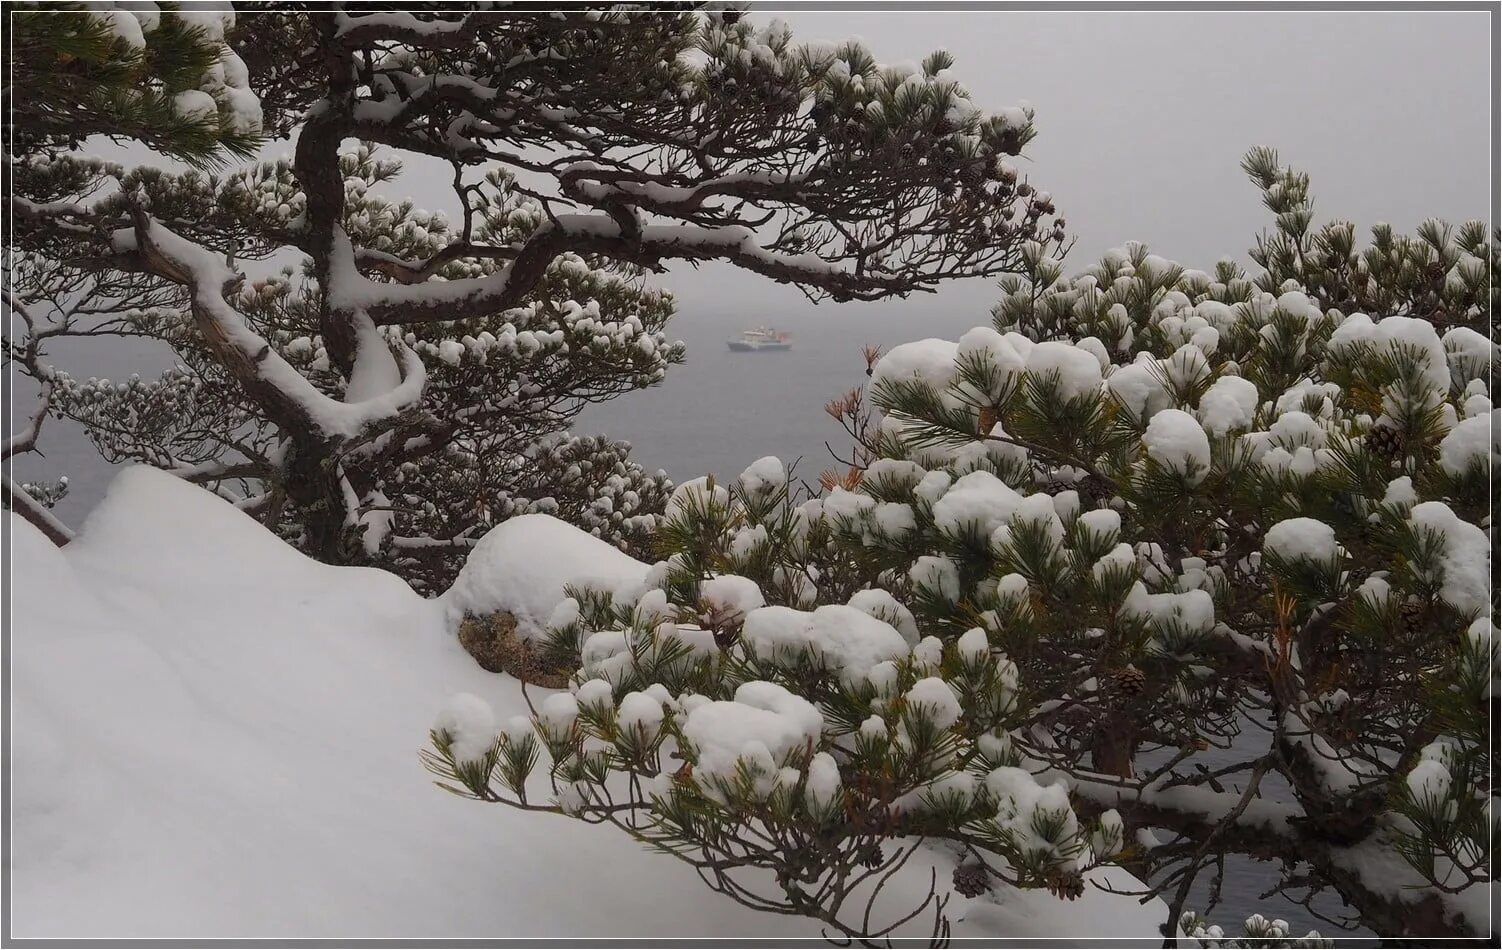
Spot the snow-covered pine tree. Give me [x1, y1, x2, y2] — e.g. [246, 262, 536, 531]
[16, 146, 682, 589]
[427, 150, 1496, 942]
[10, 7, 1063, 587]
[5, 3, 262, 545]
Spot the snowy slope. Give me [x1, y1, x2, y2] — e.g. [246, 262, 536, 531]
[8, 467, 1169, 940]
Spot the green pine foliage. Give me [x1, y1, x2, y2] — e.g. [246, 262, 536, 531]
[430, 149, 1495, 942]
[8, 4, 261, 165]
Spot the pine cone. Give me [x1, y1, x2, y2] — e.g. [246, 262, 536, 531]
[1044, 869, 1086, 901]
[1365, 422, 1404, 460]
[859, 843, 884, 869]
[952, 862, 991, 898]
[1111, 664, 1147, 698]
[1399, 599, 1426, 636]
[977, 405, 999, 436]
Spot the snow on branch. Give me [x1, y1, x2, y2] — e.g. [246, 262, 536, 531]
[1053, 765, 1301, 845]
[2, 476, 74, 547]
[306, 10, 1062, 330]
[330, 213, 922, 327]
[332, 10, 480, 45]
[117, 215, 426, 440]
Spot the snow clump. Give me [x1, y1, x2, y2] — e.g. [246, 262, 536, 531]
[1142, 409, 1212, 484]
[1264, 517, 1341, 564]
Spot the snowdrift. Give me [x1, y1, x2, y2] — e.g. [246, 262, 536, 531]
[8, 467, 1168, 940]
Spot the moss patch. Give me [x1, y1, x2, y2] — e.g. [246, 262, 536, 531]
[456, 610, 572, 688]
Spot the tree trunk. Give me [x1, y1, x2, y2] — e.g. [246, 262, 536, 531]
[282, 439, 354, 563]
[1091, 708, 1137, 779]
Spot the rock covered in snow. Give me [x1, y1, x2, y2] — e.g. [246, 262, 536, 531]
[442, 513, 649, 637]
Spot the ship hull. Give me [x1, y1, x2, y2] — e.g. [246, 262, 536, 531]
[728, 340, 793, 352]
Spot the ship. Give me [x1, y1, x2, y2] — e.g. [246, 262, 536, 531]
[727, 326, 793, 352]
